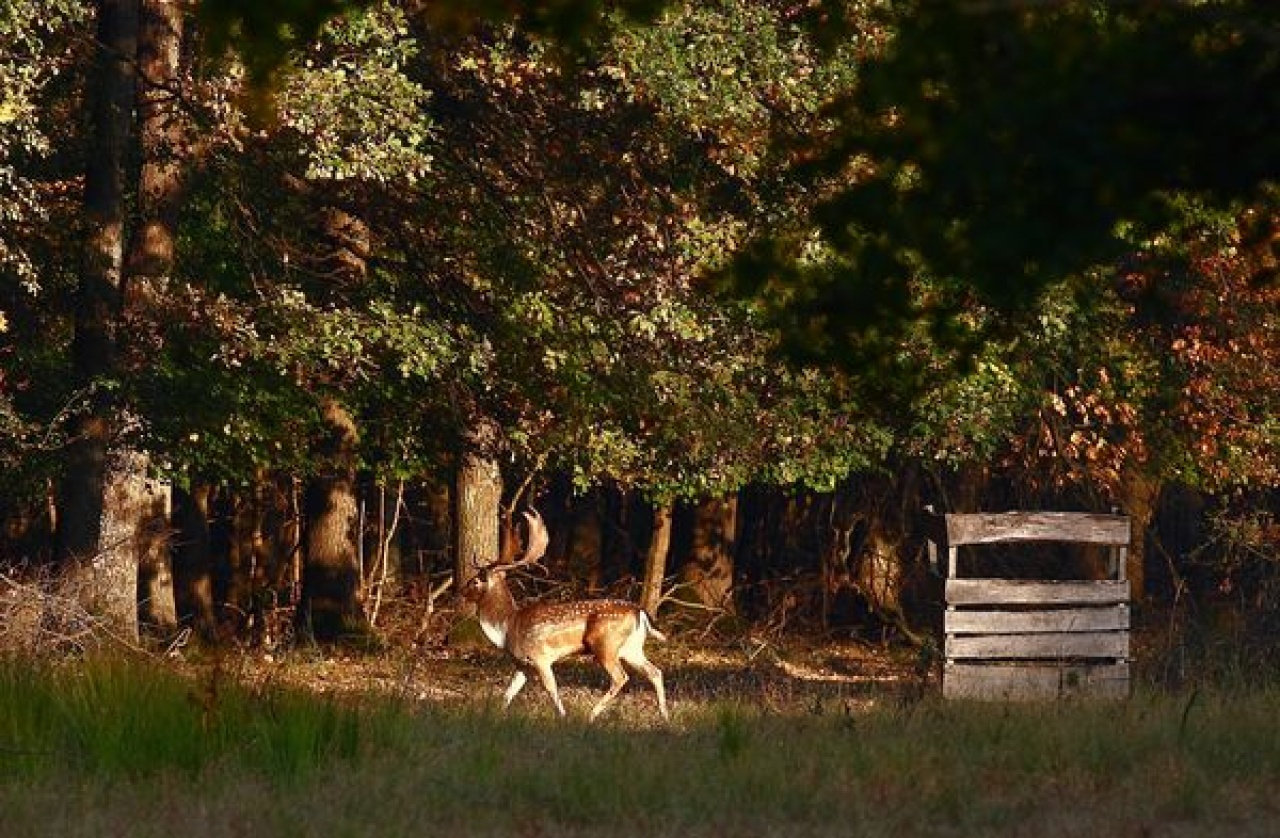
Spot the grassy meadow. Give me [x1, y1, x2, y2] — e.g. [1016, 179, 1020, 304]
[2, 651, 1279, 838]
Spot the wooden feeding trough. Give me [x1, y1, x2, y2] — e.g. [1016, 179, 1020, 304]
[924, 510, 1132, 700]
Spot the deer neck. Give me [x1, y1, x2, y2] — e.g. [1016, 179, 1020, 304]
[475, 579, 519, 650]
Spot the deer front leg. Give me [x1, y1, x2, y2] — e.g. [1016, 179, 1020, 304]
[534, 661, 567, 717]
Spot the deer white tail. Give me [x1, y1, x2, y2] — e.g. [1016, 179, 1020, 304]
[640, 610, 667, 643]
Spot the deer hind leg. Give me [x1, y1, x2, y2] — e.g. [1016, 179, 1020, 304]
[589, 657, 629, 722]
[618, 621, 669, 720]
[584, 615, 632, 722]
[624, 652, 668, 720]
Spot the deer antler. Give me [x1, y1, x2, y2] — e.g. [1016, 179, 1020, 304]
[513, 508, 549, 568]
[485, 509, 549, 573]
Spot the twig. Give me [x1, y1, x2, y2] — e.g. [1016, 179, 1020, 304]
[369, 480, 405, 628]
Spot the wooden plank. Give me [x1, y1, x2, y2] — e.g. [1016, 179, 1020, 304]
[945, 606, 1128, 635]
[921, 511, 951, 552]
[946, 631, 1129, 660]
[944, 662, 1130, 700]
[946, 579, 1129, 606]
[1113, 545, 1128, 582]
[931, 512, 1130, 548]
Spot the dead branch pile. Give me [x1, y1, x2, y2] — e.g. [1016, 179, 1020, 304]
[0, 569, 116, 656]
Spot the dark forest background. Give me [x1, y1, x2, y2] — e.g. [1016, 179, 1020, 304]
[1, 0, 1276, 667]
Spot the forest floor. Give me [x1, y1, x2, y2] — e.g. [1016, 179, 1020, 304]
[178, 598, 1195, 714]
[213, 607, 927, 719]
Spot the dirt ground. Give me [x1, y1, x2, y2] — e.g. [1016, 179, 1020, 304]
[201, 601, 927, 718]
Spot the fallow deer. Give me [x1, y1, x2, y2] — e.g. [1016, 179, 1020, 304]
[460, 509, 669, 721]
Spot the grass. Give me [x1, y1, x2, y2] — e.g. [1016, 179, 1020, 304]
[0, 657, 402, 783]
[2, 655, 1279, 837]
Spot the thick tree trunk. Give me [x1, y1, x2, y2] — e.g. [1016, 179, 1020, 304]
[454, 417, 502, 585]
[131, 463, 175, 633]
[852, 469, 926, 645]
[126, 0, 185, 295]
[1118, 466, 1161, 602]
[288, 189, 374, 642]
[680, 494, 738, 613]
[254, 475, 302, 602]
[56, 0, 139, 641]
[80, 449, 152, 642]
[123, 0, 189, 635]
[854, 526, 920, 643]
[298, 400, 370, 642]
[127, 457, 174, 634]
[171, 483, 217, 640]
[640, 502, 673, 616]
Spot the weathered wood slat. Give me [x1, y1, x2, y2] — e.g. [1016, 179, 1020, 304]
[926, 509, 1133, 700]
[946, 631, 1129, 660]
[946, 579, 1130, 606]
[943, 662, 1130, 700]
[925, 511, 1130, 548]
[945, 606, 1129, 635]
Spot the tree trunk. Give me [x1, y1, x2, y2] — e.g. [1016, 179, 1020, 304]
[855, 526, 918, 641]
[287, 188, 374, 643]
[640, 502, 673, 616]
[1118, 466, 1161, 602]
[80, 448, 153, 643]
[852, 469, 926, 645]
[414, 478, 451, 577]
[125, 0, 188, 635]
[680, 494, 738, 613]
[56, 0, 139, 641]
[454, 417, 502, 585]
[565, 490, 603, 590]
[129, 458, 174, 634]
[210, 486, 257, 634]
[298, 400, 370, 642]
[126, 0, 186, 296]
[171, 483, 217, 640]
[821, 494, 857, 632]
